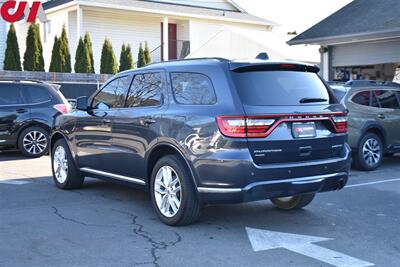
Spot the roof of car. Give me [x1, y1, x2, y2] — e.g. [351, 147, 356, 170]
[118, 58, 320, 75]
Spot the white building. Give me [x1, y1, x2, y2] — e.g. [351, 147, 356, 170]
[10, 0, 283, 73]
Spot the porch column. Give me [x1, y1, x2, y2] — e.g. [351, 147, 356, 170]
[162, 17, 169, 61]
[77, 6, 83, 41]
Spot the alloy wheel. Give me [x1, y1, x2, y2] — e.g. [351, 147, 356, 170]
[154, 166, 182, 218]
[362, 138, 381, 166]
[23, 131, 47, 155]
[53, 146, 68, 184]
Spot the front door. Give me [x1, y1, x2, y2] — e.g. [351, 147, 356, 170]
[161, 23, 177, 60]
[75, 75, 132, 173]
[0, 84, 29, 147]
[112, 71, 167, 180]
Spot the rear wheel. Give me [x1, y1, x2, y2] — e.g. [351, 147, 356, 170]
[271, 194, 315, 210]
[150, 155, 202, 226]
[18, 127, 49, 158]
[51, 139, 84, 189]
[354, 133, 382, 171]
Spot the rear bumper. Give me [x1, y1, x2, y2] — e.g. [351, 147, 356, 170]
[194, 144, 351, 204]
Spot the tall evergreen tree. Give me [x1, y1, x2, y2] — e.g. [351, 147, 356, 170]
[4, 24, 22, 71]
[74, 37, 92, 73]
[137, 42, 146, 68]
[100, 38, 118, 74]
[144, 41, 151, 65]
[49, 36, 62, 72]
[23, 23, 44, 71]
[119, 43, 133, 72]
[84, 32, 95, 73]
[59, 25, 71, 72]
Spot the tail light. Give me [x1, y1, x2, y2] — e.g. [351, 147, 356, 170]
[216, 116, 275, 138]
[332, 115, 348, 133]
[53, 104, 71, 114]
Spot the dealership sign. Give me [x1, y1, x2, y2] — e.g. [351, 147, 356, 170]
[0, 0, 47, 23]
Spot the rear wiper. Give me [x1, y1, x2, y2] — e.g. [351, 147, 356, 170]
[299, 97, 328, 103]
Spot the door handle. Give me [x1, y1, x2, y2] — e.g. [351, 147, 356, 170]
[102, 119, 111, 124]
[143, 118, 156, 125]
[16, 108, 28, 114]
[377, 114, 385, 119]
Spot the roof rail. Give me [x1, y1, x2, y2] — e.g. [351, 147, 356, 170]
[146, 57, 230, 66]
[0, 79, 46, 84]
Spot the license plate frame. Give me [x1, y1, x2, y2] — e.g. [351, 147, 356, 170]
[292, 122, 316, 138]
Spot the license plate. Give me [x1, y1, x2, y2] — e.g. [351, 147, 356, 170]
[292, 122, 316, 138]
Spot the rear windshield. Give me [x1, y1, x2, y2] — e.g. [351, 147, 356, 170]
[232, 71, 332, 106]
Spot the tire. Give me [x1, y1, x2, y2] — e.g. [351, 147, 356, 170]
[354, 133, 383, 171]
[51, 139, 84, 189]
[271, 194, 315, 210]
[18, 127, 49, 158]
[150, 155, 202, 226]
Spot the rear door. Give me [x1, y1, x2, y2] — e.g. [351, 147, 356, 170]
[230, 66, 347, 165]
[0, 84, 29, 147]
[372, 89, 400, 147]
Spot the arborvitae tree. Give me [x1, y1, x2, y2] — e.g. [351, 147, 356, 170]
[59, 25, 71, 73]
[119, 43, 133, 72]
[74, 37, 92, 73]
[4, 24, 22, 71]
[100, 38, 118, 74]
[49, 36, 62, 72]
[84, 32, 95, 73]
[23, 23, 44, 71]
[137, 42, 146, 68]
[144, 41, 151, 65]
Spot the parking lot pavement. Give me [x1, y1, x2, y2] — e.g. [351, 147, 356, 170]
[1, 152, 399, 267]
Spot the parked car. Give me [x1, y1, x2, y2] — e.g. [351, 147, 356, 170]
[50, 58, 351, 225]
[0, 80, 71, 158]
[331, 82, 400, 171]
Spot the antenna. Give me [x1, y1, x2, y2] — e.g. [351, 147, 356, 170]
[256, 52, 269, 60]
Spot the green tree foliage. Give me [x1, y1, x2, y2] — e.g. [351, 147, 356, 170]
[74, 37, 92, 73]
[49, 36, 61, 72]
[59, 25, 71, 72]
[144, 41, 151, 65]
[137, 42, 146, 68]
[23, 23, 44, 71]
[119, 43, 133, 72]
[84, 32, 95, 73]
[4, 24, 22, 71]
[100, 38, 118, 74]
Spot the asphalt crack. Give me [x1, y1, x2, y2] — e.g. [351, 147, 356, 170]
[113, 209, 182, 267]
[52, 206, 112, 228]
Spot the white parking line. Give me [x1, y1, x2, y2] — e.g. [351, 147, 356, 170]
[346, 178, 400, 188]
[0, 180, 31, 185]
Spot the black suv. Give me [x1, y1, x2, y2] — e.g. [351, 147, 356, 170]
[50, 58, 351, 225]
[0, 81, 71, 157]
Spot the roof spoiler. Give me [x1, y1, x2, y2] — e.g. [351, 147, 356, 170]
[256, 52, 269, 60]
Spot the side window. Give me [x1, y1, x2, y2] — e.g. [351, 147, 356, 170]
[171, 72, 217, 105]
[351, 91, 370, 106]
[92, 76, 131, 109]
[0, 85, 25, 105]
[126, 73, 162, 108]
[28, 86, 52, 103]
[374, 90, 400, 109]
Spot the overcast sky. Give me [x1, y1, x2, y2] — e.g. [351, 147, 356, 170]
[234, 0, 352, 38]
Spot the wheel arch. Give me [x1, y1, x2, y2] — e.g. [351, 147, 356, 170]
[50, 131, 79, 168]
[146, 142, 198, 190]
[359, 122, 387, 150]
[16, 121, 51, 149]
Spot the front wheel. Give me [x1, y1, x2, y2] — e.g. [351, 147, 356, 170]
[51, 139, 84, 189]
[150, 155, 202, 226]
[271, 194, 315, 210]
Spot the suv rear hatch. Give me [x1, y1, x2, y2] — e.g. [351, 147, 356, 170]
[219, 62, 347, 165]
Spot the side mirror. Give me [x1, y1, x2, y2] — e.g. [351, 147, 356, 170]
[76, 96, 89, 111]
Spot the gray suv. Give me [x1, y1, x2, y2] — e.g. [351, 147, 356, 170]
[331, 82, 400, 171]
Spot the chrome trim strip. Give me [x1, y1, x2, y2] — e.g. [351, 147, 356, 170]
[80, 167, 146, 185]
[197, 172, 347, 193]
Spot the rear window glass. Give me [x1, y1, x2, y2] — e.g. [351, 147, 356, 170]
[232, 71, 331, 106]
[171, 72, 217, 105]
[374, 90, 400, 109]
[352, 91, 370, 106]
[28, 86, 52, 103]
